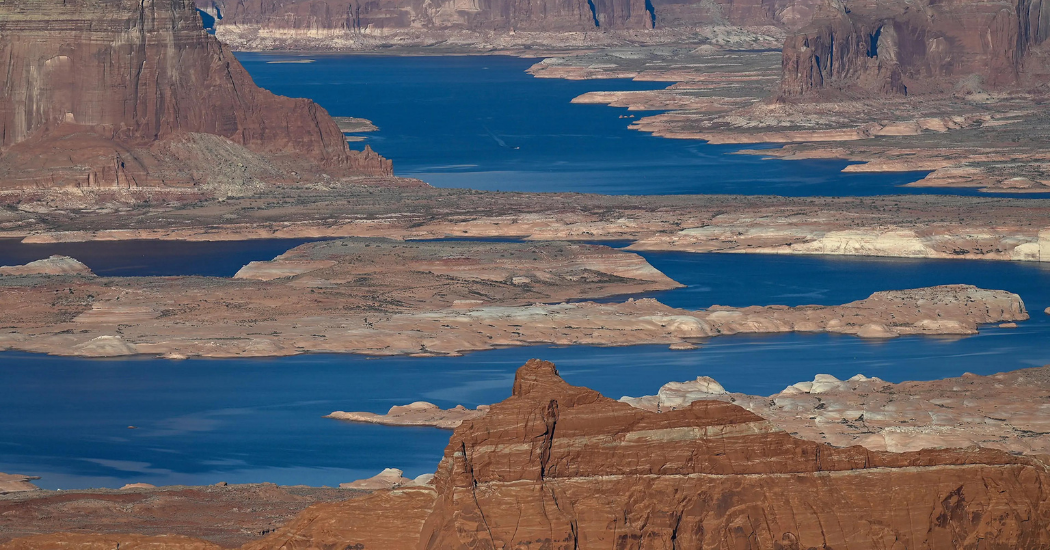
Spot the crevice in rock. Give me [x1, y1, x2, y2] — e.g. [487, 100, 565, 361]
[586, 0, 600, 27]
[645, 0, 656, 28]
[868, 26, 883, 57]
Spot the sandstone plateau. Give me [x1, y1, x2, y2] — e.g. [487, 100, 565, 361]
[533, 47, 1050, 192]
[781, 0, 1050, 97]
[623, 366, 1050, 456]
[18, 360, 1050, 548]
[0, 474, 39, 495]
[0, 0, 391, 192]
[327, 402, 490, 428]
[4, 185, 1050, 264]
[0, 236, 1028, 357]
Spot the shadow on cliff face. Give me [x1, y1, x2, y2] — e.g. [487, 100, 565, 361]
[780, 0, 1050, 97]
[0, 0, 393, 193]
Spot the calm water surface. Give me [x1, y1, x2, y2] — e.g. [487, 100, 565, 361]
[3, 55, 1049, 489]
[0, 238, 323, 277]
[234, 53, 947, 196]
[2, 252, 1047, 489]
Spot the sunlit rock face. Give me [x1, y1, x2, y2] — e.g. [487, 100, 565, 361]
[781, 0, 1050, 96]
[0, 0, 390, 190]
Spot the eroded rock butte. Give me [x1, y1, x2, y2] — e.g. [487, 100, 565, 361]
[17, 360, 1050, 548]
[0, 0, 391, 191]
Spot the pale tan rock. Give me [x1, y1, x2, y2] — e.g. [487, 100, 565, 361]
[339, 468, 415, 490]
[625, 366, 1050, 456]
[233, 260, 336, 280]
[0, 256, 93, 276]
[0, 473, 40, 494]
[326, 402, 489, 429]
[120, 483, 157, 490]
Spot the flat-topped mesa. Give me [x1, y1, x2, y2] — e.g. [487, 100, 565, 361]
[780, 0, 1050, 96]
[0, 0, 391, 190]
[326, 402, 489, 429]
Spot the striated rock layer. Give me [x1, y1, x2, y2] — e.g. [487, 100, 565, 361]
[200, 0, 810, 51]
[6, 360, 1050, 548]
[0, 245, 1027, 359]
[0, 0, 390, 190]
[418, 360, 1050, 548]
[624, 366, 1050, 456]
[781, 0, 1050, 96]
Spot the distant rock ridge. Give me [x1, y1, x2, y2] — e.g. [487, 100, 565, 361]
[197, 0, 820, 51]
[0, 0, 392, 190]
[780, 0, 1050, 96]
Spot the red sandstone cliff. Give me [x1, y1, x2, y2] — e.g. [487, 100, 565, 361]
[781, 0, 1050, 96]
[0, 0, 391, 190]
[4, 359, 1050, 548]
[235, 359, 1050, 549]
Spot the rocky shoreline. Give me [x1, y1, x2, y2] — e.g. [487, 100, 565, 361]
[531, 48, 1050, 193]
[4, 187, 1050, 264]
[7, 360, 1050, 548]
[0, 236, 1027, 358]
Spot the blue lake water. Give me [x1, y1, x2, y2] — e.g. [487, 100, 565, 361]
[233, 53, 952, 197]
[3, 54, 1050, 490]
[2, 250, 1048, 489]
[0, 238, 323, 277]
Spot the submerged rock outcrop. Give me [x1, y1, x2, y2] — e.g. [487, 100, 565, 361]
[0, 0, 391, 190]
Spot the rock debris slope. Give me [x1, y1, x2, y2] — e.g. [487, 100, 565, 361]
[0, 0, 390, 191]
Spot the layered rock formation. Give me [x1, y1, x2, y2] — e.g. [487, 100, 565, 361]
[199, 0, 814, 50]
[0, 0, 390, 191]
[0, 242, 1027, 360]
[0, 256, 93, 277]
[7, 360, 1050, 548]
[417, 360, 1050, 547]
[624, 366, 1050, 455]
[339, 468, 433, 489]
[326, 402, 489, 428]
[780, 0, 1050, 96]
[0, 473, 39, 494]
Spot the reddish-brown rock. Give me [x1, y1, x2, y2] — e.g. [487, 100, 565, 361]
[418, 359, 1050, 548]
[0, 0, 391, 190]
[781, 0, 1050, 96]
[4, 360, 1050, 549]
